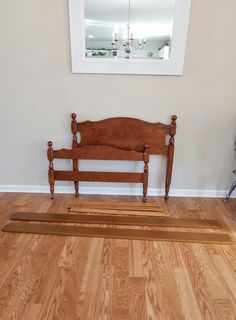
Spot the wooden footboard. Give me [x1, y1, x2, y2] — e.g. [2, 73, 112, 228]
[47, 142, 150, 202]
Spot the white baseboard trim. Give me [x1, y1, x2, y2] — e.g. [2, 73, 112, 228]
[0, 184, 234, 198]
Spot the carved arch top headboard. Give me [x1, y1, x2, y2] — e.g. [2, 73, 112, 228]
[71, 114, 177, 155]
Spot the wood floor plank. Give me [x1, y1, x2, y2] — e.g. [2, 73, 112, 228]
[3, 222, 234, 244]
[25, 237, 67, 306]
[150, 242, 185, 319]
[10, 212, 222, 229]
[111, 247, 131, 320]
[179, 243, 219, 319]
[75, 239, 105, 320]
[55, 269, 77, 320]
[100, 238, 114, 266]
[141, 241, 166, 319]
[128, 277, 148, 320]
[91, 265, 114, 320]
[0, 234, 29, 284]
[52, 239, 93, 320]
[129, 241, 144, 277]
[21, 304, 42, 320]
[191, 245, 229, 300]
[0, 234, 65, 320]
[211, 255, 236, 302]
[175, 267, 203, 320]
[37, 266, 70, 320]
[213, 299, 236, 320]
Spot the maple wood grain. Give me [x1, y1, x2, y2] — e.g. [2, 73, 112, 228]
[3, 223, 233, 244]
[10, 212, 222, 229]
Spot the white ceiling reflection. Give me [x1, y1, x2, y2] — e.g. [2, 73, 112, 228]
[84, 0, 176, 41]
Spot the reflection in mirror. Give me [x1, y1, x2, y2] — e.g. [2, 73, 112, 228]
[84, 0, 176, 60]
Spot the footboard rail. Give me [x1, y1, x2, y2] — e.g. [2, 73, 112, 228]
[47, 142, 150, 202]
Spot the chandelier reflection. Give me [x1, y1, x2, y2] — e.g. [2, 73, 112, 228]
[111, 0, 147, 59]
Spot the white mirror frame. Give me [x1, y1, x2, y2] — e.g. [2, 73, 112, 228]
[69, 0, 191, 75]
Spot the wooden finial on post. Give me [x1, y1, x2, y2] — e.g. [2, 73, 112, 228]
[71, 113, 78, 147]
[71, 113, 79, 196]
[165, 115, 177, 200]
[143, 144, 150, 203]
[47, 141, 55, 199]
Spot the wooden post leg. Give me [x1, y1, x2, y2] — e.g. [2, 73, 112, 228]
[74, 179, 79, 197]
[49, 171, 55, 199]
[165, 115, 177, 200]
[165, 144, 174, 200]
[143, 144, 150, 203]
[71, 113, 79, 197]
[143, 181, 148, 203]
[47, 141, 55, 199]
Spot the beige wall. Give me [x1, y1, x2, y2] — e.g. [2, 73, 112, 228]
[0, 0, 235, 194]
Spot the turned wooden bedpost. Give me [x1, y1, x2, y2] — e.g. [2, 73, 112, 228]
[143, 144, 150, 203]
[47, 141, 55, 199]
[71, 113, 79, 196]
[165, 115, 177, 200]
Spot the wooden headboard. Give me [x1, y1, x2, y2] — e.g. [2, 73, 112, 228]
[71, 115, 177, 155]
[71, 114, 177, 199]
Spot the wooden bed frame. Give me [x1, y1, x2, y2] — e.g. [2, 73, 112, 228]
[47, 113, 177, 201]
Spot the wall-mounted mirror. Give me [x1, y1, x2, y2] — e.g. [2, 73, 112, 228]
[69, 0, 191, 75]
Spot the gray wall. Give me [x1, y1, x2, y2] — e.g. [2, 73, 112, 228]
[0, 0, 235, 194]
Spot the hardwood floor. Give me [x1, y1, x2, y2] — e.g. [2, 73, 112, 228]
[0, 193, 236, 320]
